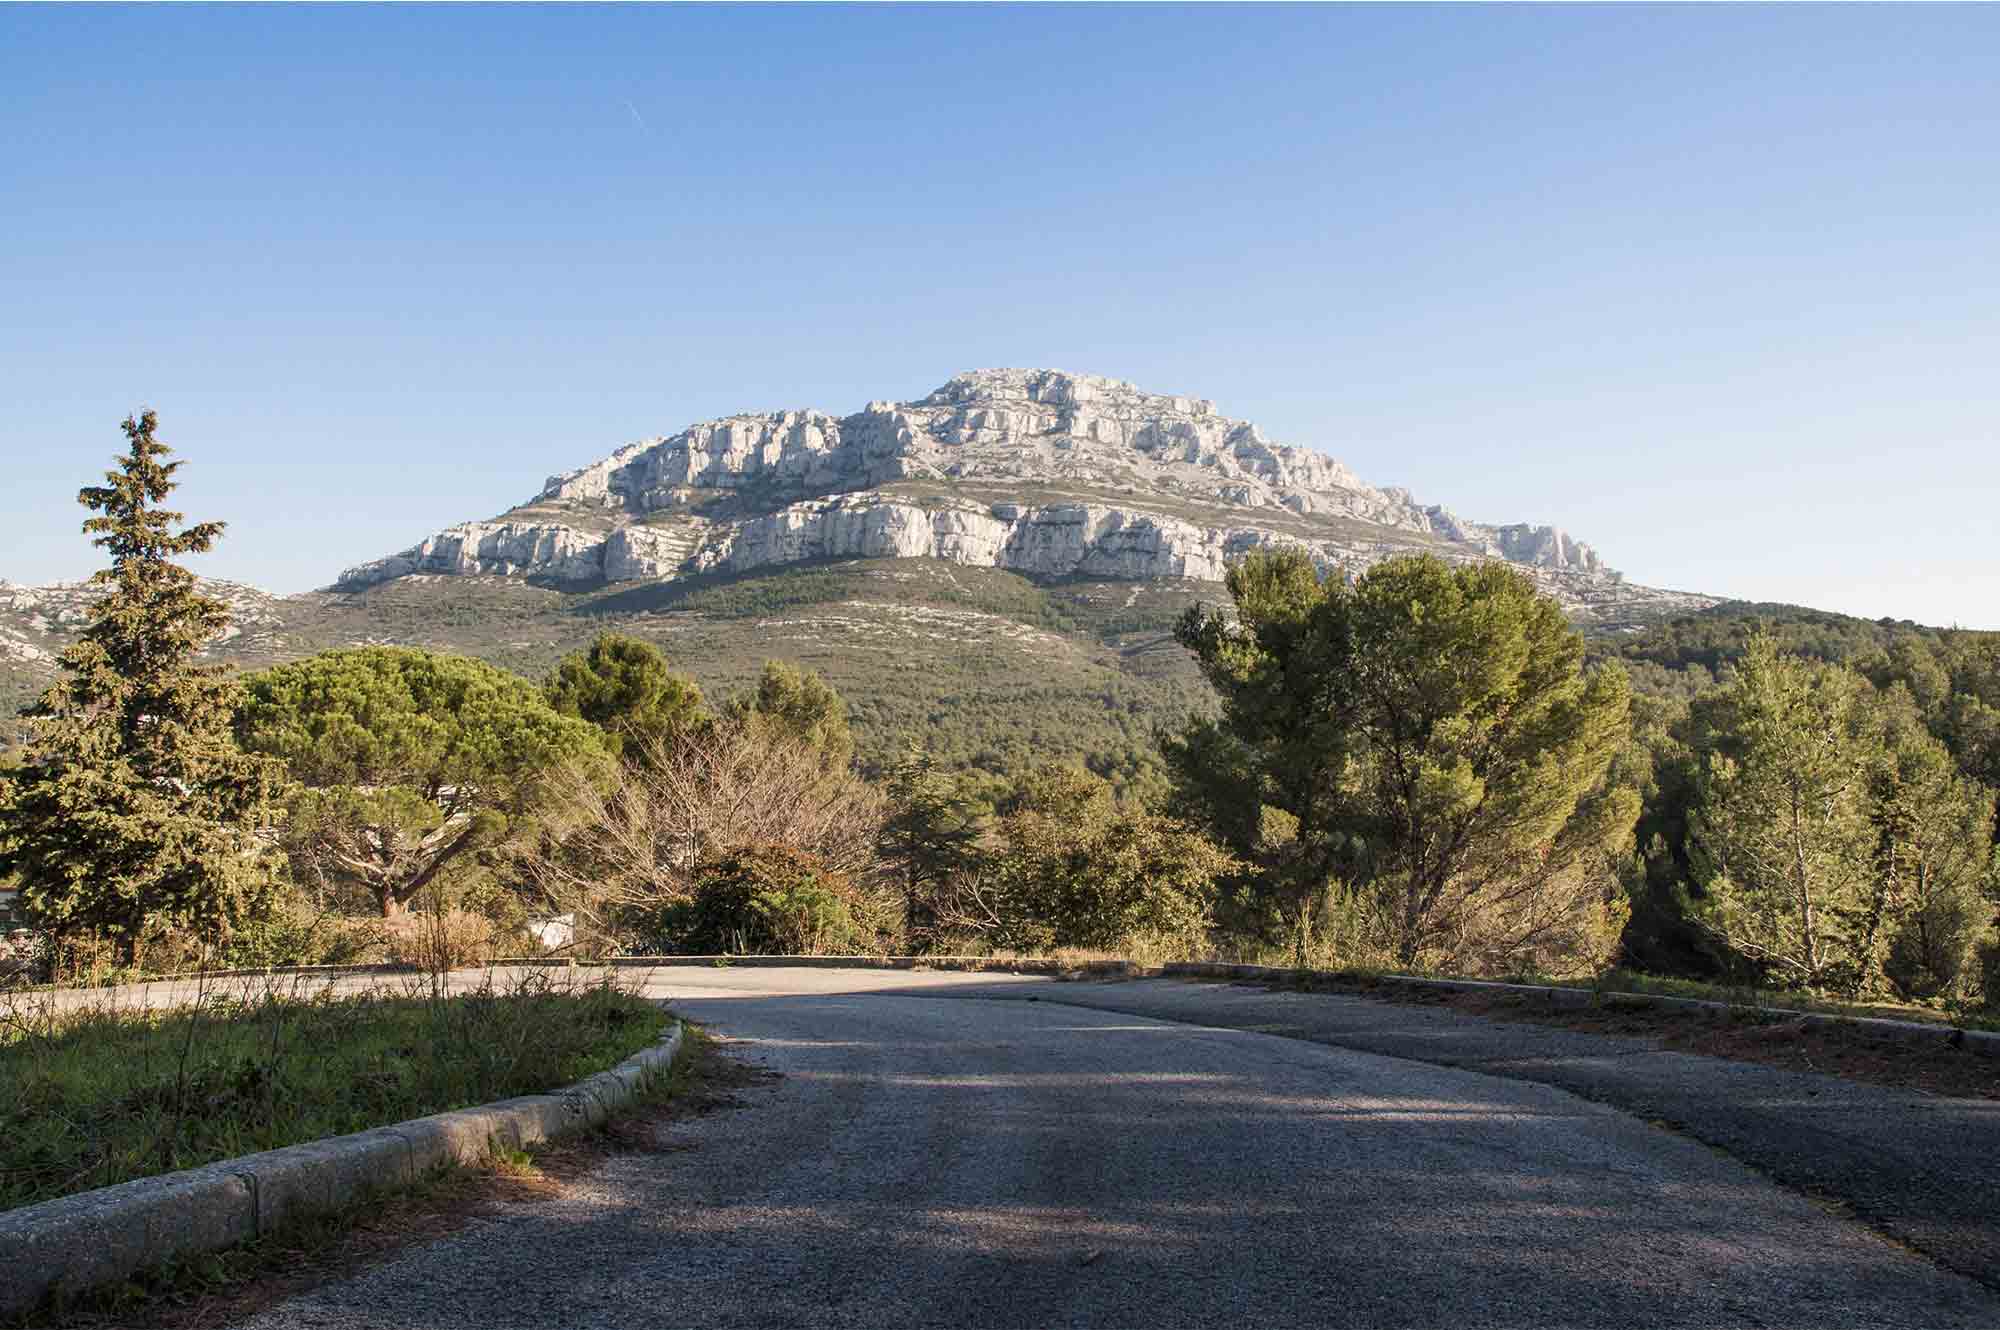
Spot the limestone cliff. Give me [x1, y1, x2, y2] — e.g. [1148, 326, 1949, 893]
[339, 369, 1685, 617]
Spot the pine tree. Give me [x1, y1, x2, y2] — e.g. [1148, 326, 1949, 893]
[0, 413, 282, 957]
[1172, 551, 1634, 974]
[879, 747, 983, 948]
[544, 632, 706, 764]
[1687, 635, 1879, 990]
[725, 662, 854, 771]
[1870, 691, 1997, 1000]
[241, 646, 607, 918]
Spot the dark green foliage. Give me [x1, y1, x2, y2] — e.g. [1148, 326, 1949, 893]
[727, 660, 854, 769]
[879, 747, 984, 948]
[981, 766, 1234, 954]
[1648, 634, 1999, 998]
[1685, 636, 1883, 990]
[1600, 603, 2000, 795]
[1600, 602, 1946, 683]
[1616, 616, 2000, 995]
[0, 414, 283, 952]
[1872, 693, 1996, 999]
[1864, 632, 2000, 793]
[1172, 551, 1635, 973]
[544, 632, 706, 761]
[1613, 693, 1722, 976]
[238, 646, 608, 916]
[648, 844, 871, 955]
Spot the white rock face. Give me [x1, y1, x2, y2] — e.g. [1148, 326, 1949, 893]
[533, 369, 1468, 541]
[348, 521, 606, 584]
[0, 578, 292, 664]
[340, 367, 1690, 617]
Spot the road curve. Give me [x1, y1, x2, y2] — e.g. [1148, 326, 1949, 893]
[240, 969, 1996, 1330]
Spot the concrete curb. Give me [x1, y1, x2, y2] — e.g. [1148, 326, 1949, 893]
[132, 962, 423, 984]
[599, 954, 1142, 976]
[1, 961, 422, 996]
[1160, 962, 2000, 1060]
[7, 956, 1140, 996]
[0, 1019, 684, 1317]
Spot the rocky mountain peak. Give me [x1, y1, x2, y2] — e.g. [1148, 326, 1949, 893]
[335, 369, 1691, 623]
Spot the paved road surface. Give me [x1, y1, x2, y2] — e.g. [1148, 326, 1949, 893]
[1000, 976, 2000, 1290]
[231, 968, 1998, 1330]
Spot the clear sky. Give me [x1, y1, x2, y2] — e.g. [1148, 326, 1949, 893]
[3, 5, 1995, 626]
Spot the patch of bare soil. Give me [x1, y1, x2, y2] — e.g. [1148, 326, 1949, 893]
[31, 1033, 777, 1330]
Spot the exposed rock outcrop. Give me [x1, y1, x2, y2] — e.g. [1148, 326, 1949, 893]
[339, 368, 1679, 616]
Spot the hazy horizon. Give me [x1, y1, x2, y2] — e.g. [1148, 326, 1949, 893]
[4, 7, 1995, 627]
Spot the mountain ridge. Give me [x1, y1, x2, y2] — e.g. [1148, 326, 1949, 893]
[335, 368, 1705, 626]
[1, 369, 1729, 779]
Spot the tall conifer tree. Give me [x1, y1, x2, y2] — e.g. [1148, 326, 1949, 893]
[0, 413, 281, 955]
[1687, 635, 1879, 989]
[1170, 551, 1635, 974]
[879, 747, 983, 947]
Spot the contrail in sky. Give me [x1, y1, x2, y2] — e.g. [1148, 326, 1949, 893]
[622, 99, 649, 131]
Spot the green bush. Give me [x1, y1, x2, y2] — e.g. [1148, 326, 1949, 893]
[980, 766, 1233, 957]
[647, 845, 874, 955]
[218, 894, 384, 970]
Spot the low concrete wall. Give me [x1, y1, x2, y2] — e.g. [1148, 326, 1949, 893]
[1161, 962, 2000, 1060]
[597, 954, 1140, 976]
[0, 1020, 684, 1318]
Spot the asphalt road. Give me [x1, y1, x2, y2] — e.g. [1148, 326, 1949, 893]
[1003, 976, 2000, 1290]
[234, 969, 1999, 1330]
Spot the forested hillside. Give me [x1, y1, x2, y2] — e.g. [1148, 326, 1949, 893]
[13, 576, 1996, 799]
[1591, 604, 2000, 978]
[1594, 602, 1968, 699]
[2, 561, 1217, 797]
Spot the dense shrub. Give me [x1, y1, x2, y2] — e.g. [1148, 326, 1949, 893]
[945, 766, 1231, 958]
[218, 899, 383, 970]
[644, 845, 882, 956]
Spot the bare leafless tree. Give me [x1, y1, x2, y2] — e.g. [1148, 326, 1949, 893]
[514, 721, 885, 950]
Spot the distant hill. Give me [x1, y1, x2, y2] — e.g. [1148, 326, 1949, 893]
[11, 575, 1988, 793]
[1590, 600, 1979, 700]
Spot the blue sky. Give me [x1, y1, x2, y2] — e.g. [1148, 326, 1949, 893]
[3, 5, 1995, 626]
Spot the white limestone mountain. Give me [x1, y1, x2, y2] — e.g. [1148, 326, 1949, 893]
[340, 369, 1709, 626]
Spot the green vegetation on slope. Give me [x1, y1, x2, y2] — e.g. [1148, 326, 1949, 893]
[1592, 601, 1969, 699]
[1, 559, 1219, 793]
[284, 560, 1218, 795]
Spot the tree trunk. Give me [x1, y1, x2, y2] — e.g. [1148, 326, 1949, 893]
[1791, 798, 1819, 981]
